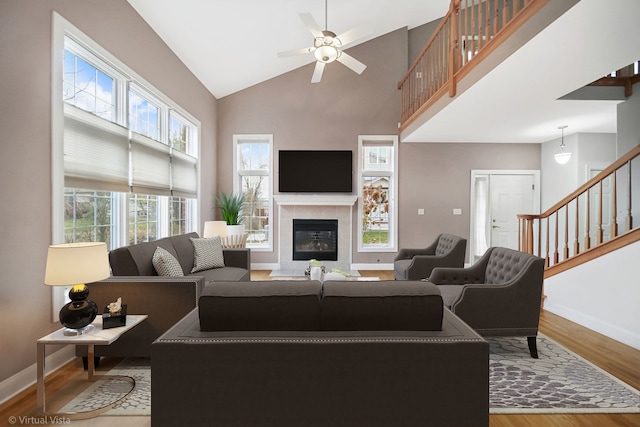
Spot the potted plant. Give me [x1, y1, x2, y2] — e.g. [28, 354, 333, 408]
[215, 191, 246, 237]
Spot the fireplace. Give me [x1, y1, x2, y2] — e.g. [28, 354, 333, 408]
[292, 219, 338, 261]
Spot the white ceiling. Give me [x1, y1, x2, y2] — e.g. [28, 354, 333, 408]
[402, 0, 640, 143]
[126, 0, 450, 98]
[127, 0, 640, 144]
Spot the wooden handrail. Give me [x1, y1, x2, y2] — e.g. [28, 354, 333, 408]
[518, 144, 640, 272]
[397, 0, 545, 130]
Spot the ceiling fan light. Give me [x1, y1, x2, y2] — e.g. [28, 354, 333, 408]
[314, 45, 340, 63]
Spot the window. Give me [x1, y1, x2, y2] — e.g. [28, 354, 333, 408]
[64, 189, 113, 249]
[63, 48, 115, 121]
[53, 15, 201, 256]
[129, 194, 158, 244]
[234, 135, 273, 250]
[129, 89, 160, 141]
[358, 136, 398, 252]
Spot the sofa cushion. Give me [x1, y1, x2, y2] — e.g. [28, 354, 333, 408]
[152, 246, 185, 276]
[190, 237, 225, 273]
[321, 280, 444, 331]
[199, 281, 322, 331]
[191, 266, 250, 282]
[124, 237, 179, 276]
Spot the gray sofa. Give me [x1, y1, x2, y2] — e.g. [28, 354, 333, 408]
[152, 280, 489, 427]
[394, 233, 467, 280]
[77, 232, 250, 360]
[108, 231, 251, 282]
[428, 246, 545, 358]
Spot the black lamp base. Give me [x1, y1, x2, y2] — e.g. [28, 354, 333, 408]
[59, 284, 98, 334]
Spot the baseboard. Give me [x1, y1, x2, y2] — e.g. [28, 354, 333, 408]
[544, 301, 640, 351]
[250, 263, 280, 271]
[252, 263, 394, 271]
[0, 345, 75, 405]
[350, 263, 394, 271]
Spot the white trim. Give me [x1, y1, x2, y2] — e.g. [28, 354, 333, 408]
[351, 263, 394, 271]
[469, 169, 540, 261]
[233, 134, 274, 251]
[357, 135, 399, 253]
[273, 195, 357, 206]
[0, 346, 74, 405]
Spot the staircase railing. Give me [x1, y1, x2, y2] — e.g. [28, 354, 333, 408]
[518, 145, 640, 277]
[398, 0, 545, 131]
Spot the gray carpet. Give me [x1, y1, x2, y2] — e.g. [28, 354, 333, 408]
[62, 336, 640, 416]
[489, 334, 640, 413]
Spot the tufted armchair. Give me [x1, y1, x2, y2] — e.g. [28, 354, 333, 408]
[428, 247, 545, 358]
[394, 234, 467, 280]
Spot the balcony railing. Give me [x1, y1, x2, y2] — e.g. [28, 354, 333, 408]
[518, 145, 640, 277]
[398, 0, 544, 130]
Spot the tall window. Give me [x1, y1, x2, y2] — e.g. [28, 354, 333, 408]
[234, 135, 273, 250]
[55, 23, 200, 251]
[64, 189, 113, 249]
[358, 135, 398, 252]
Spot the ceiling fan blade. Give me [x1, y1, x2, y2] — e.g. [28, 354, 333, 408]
[336, 24, 373, 47]
[277, 47, 313, 58]
[299, 13, 323, 38]
[337, 51, 367, 75]
[311, 61, 325, 83]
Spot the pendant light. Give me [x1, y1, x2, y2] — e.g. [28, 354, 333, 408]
[554, 125, 571, 165]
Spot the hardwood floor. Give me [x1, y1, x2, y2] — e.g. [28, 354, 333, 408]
[2, 270, 639, 427]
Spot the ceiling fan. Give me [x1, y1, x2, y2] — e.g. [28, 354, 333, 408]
[277, 0, 372, 83]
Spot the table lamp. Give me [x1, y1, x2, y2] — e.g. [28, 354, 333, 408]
[203, 221, 228, 238]
[44, 242, 110, 335]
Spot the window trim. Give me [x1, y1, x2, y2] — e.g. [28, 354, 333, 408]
[52, 12, 202, 319]
[357, 135, 398, 253]
[233, 134, 273, 251]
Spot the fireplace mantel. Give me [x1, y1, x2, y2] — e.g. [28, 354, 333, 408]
[274, 195, 357, 206]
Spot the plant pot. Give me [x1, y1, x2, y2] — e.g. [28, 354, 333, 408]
[226, 224, 245, 237]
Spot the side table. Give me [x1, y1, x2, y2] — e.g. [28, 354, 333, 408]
[36, 314, 147, 420]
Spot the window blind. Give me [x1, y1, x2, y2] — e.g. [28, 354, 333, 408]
[63, 105, 130, 192]
[63, 106, 198, 197]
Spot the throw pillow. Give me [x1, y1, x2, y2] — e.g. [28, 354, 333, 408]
[191, 236, 225, 273]
[152, 246, 184, 276]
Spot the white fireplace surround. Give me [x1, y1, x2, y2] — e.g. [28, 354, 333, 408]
[274, 195, 357, 274]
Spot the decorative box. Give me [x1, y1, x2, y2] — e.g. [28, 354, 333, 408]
[102, 304, 127, 329]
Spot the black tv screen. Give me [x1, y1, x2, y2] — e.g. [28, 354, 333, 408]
[279, 150, 353, 193]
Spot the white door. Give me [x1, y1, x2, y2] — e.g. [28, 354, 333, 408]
[489, 174, 535, 249]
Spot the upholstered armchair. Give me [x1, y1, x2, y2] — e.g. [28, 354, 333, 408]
[428, 247, 545, 358]
[394, 234, 467, 280]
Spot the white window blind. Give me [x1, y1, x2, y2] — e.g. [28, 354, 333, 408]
[129, 132, 171, 195]
[171, 150, 198, 198]
[63, 104, 129, 192]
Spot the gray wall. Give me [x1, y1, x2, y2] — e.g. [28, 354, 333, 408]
[218, 25, 541, 266]
[0, 0, 217, 384]
[218, 28, 408, 265]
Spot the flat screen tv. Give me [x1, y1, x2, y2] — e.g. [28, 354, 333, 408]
[279, 150, 353, 193]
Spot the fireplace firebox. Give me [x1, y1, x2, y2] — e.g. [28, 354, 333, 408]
[292, 219, 338, 261]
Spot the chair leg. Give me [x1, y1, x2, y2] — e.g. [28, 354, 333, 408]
[527, 336, 539, 359]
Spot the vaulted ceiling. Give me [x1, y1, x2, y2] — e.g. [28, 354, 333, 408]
[127, 0, 640, 144]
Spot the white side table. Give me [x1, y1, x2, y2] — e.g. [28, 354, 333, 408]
[36, 314, 147, 420]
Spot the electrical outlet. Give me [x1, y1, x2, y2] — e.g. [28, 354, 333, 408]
[418, 209, 425, 215]
[453, 208, 462, 215]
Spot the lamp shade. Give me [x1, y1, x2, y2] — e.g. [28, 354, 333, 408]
[203, 221, 228, 238]
[44, 242, 110, 286]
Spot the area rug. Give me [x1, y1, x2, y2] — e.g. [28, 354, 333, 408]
[489, 334, 640, 414]
[61, 336, 640, 416]
[60, 357, 150, 416]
